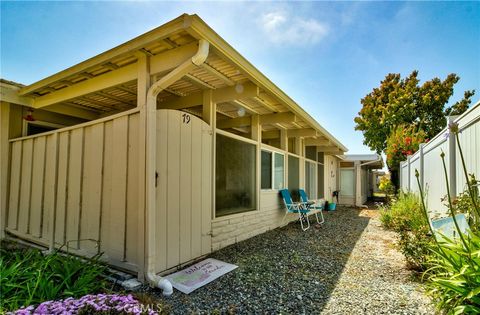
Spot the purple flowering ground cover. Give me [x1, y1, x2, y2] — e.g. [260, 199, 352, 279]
[10, 294, 159, 315]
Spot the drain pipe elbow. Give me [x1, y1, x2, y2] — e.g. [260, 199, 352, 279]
[191, 39, 209, 66]
[147, 273, 173, 296]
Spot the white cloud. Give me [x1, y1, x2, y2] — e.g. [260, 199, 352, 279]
[260, 11, 329, 45]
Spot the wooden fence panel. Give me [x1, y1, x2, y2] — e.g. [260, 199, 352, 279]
[6, 109, 141, 271]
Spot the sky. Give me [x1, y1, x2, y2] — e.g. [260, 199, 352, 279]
[1, 1, 479, 155]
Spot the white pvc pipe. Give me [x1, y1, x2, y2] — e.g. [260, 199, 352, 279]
[144, 39, 210, 296]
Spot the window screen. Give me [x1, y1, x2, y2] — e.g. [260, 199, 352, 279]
[340, 169, 355, 196]
[261, 151, 272, 189]
[216, 134, 257, 217]
[288, 155, 300, 198]
[274, 153, 285, 189]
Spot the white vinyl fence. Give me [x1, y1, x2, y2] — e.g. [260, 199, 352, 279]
[400, 102, 480, 217]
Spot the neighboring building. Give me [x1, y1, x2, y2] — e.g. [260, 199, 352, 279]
[338, 154, 383, 206]
[0, 14, 348, 287]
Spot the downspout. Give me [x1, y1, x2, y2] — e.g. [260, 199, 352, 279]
[144, 39, 210, 296]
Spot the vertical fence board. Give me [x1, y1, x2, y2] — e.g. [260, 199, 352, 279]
[126, 114, 139, 264]
[18, 139, 33, 234]
[155, 111, 168, 272]
[100, 121, 113, 258]
[55, 132, 70, 245]
[30, 136, 46, 237]
[201, 123, 212, 255]
[108, 116, 128, 261]
[166, 111, 181, 268]
[179, 113, 192, 263]
[7, 141, 22, 229]
[66, 128, 84, 249]
[190, 117, 202, 259]
[80, 124, 104, 254]
[43, 134, 58, 241]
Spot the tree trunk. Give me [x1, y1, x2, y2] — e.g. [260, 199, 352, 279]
[390, 168, 400, 193]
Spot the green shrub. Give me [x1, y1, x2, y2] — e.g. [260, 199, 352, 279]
[0, 244, 107, 312]
[380, 192, 433, 270]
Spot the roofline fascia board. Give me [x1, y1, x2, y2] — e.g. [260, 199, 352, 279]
[18, 14, 190, 96]
[185, 14, 348, 152]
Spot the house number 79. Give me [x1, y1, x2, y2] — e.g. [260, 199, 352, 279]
[182, 113, 191, 124]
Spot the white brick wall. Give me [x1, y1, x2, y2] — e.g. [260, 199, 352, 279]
[211, 191, 298, 250]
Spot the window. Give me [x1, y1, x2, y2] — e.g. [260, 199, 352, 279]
[317, 163, 325, 198]
[274, 153, 284, 189]
[305, 161, 316, 199]
[261, 150, 285, 190]
[340, 169, 355, 196]
[216, 134, 256, 217]
[261, 151, 272, 189]
[288, 155, 299, 193]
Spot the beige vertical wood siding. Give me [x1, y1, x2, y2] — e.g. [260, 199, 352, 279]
[6, 109, 141, 272]
[324, 155, 338, 202]
[155, 110, 212, 273]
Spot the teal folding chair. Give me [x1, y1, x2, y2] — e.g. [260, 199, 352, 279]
[280, 189, 311, 231]
[298, 189, 324, 224]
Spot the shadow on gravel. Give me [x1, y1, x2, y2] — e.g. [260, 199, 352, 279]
[151, 207, 371, 314]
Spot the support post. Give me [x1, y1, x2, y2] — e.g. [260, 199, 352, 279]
[399, 161, 403, 190]
[280, 129, 287, 151]
[136, 52, 150, 281]
[419, 143, 425, 190]
[251, 115, 261, 211]
[202, 90, 216, 219]
[407, 156, 411, 191]
[355, 161, 362, 206]
[448, 116, 457, 198]
[0, 102, 10, 239]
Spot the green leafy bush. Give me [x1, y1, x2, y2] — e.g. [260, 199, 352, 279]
[380, 192, 432, 270]
[380, 192, 426, 231]
[423, 232, 480, 314]
[0, 244, 107, 312]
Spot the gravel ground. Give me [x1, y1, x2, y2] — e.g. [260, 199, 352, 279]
[144, 206, 436, 314]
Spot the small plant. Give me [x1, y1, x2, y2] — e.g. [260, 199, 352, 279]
[449, 175, 480, 231]
[378, 175, 394, 201]
[0, 244, 107, 312]
[11, 294, 160, 315]
[380, 192, 432, 270]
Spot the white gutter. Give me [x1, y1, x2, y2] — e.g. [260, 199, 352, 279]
[144, 39, 210, 296]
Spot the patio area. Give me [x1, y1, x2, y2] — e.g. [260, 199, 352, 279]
[145, 206, 435, 314]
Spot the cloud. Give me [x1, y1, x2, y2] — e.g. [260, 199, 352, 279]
[260, 11, 329, 45]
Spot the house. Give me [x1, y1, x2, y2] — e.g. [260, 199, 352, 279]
[0, 14, 348, 292]
[338, 154, 383, 206]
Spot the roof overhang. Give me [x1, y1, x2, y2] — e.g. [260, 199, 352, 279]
[5, 14, 348, 152]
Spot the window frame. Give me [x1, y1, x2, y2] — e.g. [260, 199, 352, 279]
[214, 130, 258, 218]
[260, 145, 285, 192]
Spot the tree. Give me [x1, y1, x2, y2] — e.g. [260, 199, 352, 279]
[354, 71, 474, 188]
[355, 71, 474, 153]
